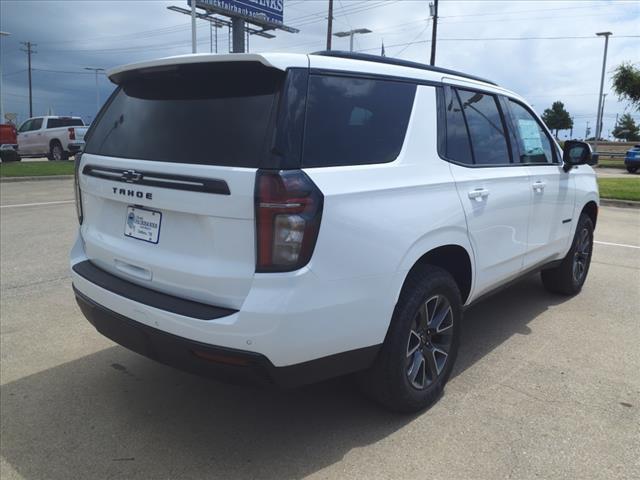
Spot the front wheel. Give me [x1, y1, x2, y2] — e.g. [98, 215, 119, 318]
[541, 213, 594, 295]
[358, 266, 462, 413]
[627, 165, 638, 174]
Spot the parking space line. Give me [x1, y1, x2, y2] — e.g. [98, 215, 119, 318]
[594, 240, 640, 250]
[0, 200, 74, 209]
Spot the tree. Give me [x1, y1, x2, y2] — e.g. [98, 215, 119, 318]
[612, 113, 640, 141]
[542, 101, 573, 138]
[612, 63, 640, 111]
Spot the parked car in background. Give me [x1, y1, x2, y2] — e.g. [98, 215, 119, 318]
[624, 144, 640, 173]
[17, 116, 88, 160]
[0, 123, 20, 162]
[70, 52, 599, 412]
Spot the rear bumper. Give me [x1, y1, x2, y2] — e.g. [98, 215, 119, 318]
[67, 143, 84, 153]
[74, 286, 378, 388]
[624, 156, 639, 166]
[0, 143, 18, 150]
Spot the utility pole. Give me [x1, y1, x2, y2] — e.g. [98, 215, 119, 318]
[326, 0, 333, 50]
[594, 31, 612, 152]
[585, 121, 590, 140]
[0, 31, 10, 123]
[20, 41, 36, 118]
[429, 0, 439, 65]
[84, 67, 105, 114]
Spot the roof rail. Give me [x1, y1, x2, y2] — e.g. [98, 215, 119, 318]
[310, 50, 498, 86]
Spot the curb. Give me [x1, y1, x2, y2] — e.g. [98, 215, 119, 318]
[0, 175, 74, 183]
[600, 198, 640, 209]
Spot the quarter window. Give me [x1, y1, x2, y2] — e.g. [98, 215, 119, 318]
[508, 100, 555, 164]
[302, 75, 416, 167]
[457, 89, 510, 165]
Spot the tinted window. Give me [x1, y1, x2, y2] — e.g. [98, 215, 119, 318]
[47, 118, 85, 129]
[508, 100, 555, 164]
[457, 89, 510, 165]
[84, 63, 284, 167]
[444, 88, 473, 164]
[18, 120, 32, 132]
[302, 75, 416, 167]
[30, 118, 43, 131]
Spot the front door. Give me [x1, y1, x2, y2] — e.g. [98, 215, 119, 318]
[504, 99, 575, 268]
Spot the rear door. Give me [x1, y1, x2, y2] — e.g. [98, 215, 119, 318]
[79, 61, 288, 309]
[443, 86, 531, 298]
[504, 98, 575, 267]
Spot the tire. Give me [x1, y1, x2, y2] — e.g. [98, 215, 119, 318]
[0, 150, 20, 162]
[627, 166, 638, 174]
[358, 266, 462, 413]
[48, 142, 68, 161]
[541, 213, 594, 295]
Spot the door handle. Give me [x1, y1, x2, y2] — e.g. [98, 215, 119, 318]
[468, 188, 490, 202]
[532, 181, 546, 192]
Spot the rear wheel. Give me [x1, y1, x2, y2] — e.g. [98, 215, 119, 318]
[627, 166, 638, 174]
[358, 266, 462, 413]
[48, 142, 67, 161]
[541, 213, 594, 295]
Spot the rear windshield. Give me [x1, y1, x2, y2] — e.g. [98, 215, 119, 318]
[84, 62, 284, 167]
[47, 118, 84, 128]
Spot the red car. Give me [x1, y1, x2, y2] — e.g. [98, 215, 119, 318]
[0, 123, 21, 162]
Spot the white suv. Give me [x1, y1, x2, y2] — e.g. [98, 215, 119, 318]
[70, 52, 599, 412]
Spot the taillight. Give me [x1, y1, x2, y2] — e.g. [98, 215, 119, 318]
[255, 170, 323, 272]
[68, 127, 76, 140]
[74, 154, 83, 225]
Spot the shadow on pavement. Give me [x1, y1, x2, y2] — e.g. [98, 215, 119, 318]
[1, 273, 569, 479]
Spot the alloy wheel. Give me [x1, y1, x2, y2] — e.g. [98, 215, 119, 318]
[406, 294, 454, 390]
[573, 227, 591, 283]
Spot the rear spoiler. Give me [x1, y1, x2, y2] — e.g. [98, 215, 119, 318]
[107, 53, 308, 85]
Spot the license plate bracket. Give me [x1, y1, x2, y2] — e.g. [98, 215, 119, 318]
[124, 206, 162, 244]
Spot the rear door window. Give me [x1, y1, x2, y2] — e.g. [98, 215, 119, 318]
[84, 62, 284, 167]
[47, 118, 85, 128]
[302, 75, 416, 167]
[456, 89, 511, 165]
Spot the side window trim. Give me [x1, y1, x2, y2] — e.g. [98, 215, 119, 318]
[505, 97, 559, 165]
[453, 87, 477, 164]
[498, 95, 523, 164]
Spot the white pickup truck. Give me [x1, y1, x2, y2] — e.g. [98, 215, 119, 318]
[17, 116, 88, 160]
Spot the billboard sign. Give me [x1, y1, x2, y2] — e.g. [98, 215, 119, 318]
[193, 0, 284, 25]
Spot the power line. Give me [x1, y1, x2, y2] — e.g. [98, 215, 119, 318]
[357, 34, 640, 52]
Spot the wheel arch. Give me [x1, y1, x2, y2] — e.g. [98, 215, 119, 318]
[581, 200, 598, 228]
[400, 244, 473, 306]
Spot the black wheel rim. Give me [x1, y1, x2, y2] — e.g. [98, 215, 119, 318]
[572, 227, 591, 283]
[406, 294, 454, 390]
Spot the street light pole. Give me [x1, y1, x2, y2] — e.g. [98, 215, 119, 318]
[334, 28, 372, 52]
[84, 67, 105, 114]
[594, 31, 612, 152]
[0, 31, 10, 123]
[191, 0, 197, 53]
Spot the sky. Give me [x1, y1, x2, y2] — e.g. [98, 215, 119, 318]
[1, 0, 639, 139]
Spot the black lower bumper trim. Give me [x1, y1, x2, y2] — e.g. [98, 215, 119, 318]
[74, 286, 380, 388]
[72, 260, 236, 320]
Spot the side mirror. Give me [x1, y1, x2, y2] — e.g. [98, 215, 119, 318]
[562, 140, 596, 172]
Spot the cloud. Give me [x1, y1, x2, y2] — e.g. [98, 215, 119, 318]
[1, 0, 638, 138]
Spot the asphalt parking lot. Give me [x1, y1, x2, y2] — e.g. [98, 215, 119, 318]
[1, 179, 638, 480]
